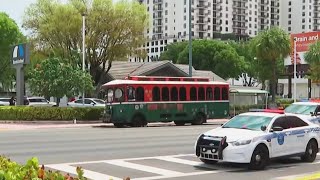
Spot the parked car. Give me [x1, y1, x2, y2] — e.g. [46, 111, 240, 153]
[67, 98, 105, 107]
[27, 97, 57, 107]
[0, 98, 10, 106]
[195, 111, 320, 170]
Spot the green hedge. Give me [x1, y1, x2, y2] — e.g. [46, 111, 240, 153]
[0, 106, 104, 121]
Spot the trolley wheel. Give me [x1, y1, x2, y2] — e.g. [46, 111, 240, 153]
[114, 123, 124, 128]
[131, 115, 146, 127]
[192, 113, 206, 125]
[174, 121, 185, 126]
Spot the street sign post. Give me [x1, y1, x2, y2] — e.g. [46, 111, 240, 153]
[11, 43, 30, 105]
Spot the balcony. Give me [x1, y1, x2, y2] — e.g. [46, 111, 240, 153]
[196, 20, 207, 24]
[196, 28, 207, 32]
[153, 0, 163, 4]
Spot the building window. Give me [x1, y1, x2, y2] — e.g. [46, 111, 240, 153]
[288, 20, 291, 25]
[288, 27, 291, 31]
[225, 27, 228, 32]
[288, 1, 291, 5]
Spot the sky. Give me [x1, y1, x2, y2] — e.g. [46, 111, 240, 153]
[0, 0, 123, 35]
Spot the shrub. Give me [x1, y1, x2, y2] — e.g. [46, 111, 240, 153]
[0, 107, 105, 121]
[0, 156, 86, 180]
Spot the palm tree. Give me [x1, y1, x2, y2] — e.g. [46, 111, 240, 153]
[252, 27, 291, 102]
[305, 41, 320, 81]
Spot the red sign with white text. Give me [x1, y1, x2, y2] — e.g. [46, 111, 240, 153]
[285, 31, 320, 66]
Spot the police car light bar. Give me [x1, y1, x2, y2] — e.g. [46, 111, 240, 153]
[249, 109, 284, 114]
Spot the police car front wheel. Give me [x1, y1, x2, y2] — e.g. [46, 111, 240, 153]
[301, 139, 318, 162]
[248, 144, 269, 170]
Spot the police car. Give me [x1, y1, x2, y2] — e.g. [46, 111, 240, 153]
[195, 111, 320, 170]
[285, 101, 320, 125]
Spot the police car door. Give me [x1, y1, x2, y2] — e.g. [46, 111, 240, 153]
[286, 116, 310, 153]
[269, 117, 296, 157]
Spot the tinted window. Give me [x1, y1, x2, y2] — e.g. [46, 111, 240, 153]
[222, 87, 228, 100]
[0, 99, 10, 102]
[179, 87, 186, 101]
[152, 87, 160, 101]
[171, 87, 178, 101]
[75, 100, 83, 103]
[272, 117, 290, 129]
[223, 115, 273, 131]
[128, 86, 135, 101]
[162, 87, 169, 101]
[198, 87, 205, 100]
[84, 99, 92, 104]
[285, 104, 318, 115]
[190, 87, 197, 100]
[286, 116, 308, 128]
[214, 87, 220, 100]
[136, 87, 144, 101]
[206, 87, 213, 100]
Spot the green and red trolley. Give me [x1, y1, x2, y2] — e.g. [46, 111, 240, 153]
[102, 76, 229, 128]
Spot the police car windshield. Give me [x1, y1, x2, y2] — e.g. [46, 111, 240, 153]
[222, 115, 273, 131]
[284, 104, 317, 115]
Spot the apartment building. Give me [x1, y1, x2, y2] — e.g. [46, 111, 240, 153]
[131, 0, 280, 62]
[280, 0, 320, 33]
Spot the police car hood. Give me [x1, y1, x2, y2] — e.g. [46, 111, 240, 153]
[203, 127, 265, 142]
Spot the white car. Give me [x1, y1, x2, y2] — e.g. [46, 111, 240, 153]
[0, 98, 10, 106]
[195, 112, 320, 170]
[67, 98, 105, 107]
[285, 101, 320, 116]
[27, 97, 57, 107]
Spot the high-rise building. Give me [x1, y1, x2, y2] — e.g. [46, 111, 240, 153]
[279, 0, 319, 33]
[131, 0, 280, 62]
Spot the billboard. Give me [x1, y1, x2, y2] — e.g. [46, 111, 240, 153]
[284, 31, 320, 66]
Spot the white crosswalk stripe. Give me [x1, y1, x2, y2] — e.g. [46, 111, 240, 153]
[45, 153, 320, 180]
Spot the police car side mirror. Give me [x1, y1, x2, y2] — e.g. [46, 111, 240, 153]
[271, 126, 283, 132]
[260, 125, 267, 131]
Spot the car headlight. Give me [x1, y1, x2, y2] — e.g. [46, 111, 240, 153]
[231, 139, 252, 146]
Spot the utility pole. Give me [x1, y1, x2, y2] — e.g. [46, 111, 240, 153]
[82, 13, 86, 105]
[188, 0, 192, 77]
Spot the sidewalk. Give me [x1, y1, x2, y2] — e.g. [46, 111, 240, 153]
[0, 119, 229, 131]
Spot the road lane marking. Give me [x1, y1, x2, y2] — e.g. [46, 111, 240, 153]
[46, 164, 122, 180]
[132, 170, 223, 180]
[56, 154, 194, 166]
[105, 160, 185, 176]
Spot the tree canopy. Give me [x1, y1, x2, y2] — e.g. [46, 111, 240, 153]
[0, 12, 24, 91]
[165, 40, 246, 80]
[28, 57, 94, 106]
[305, 41, 320, 81]
[251, 27, 291, 102]
[23, 0, 149, 90]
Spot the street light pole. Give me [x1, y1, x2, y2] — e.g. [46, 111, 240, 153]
[293, 38, 297, 102]
[188, 0, 192, 77]
[82, 14, 86, 105]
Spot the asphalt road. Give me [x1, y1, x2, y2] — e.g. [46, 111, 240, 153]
[1, 123, 320, 180]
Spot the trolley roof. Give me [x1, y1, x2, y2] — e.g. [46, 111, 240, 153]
[102, 79, 229, 87]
